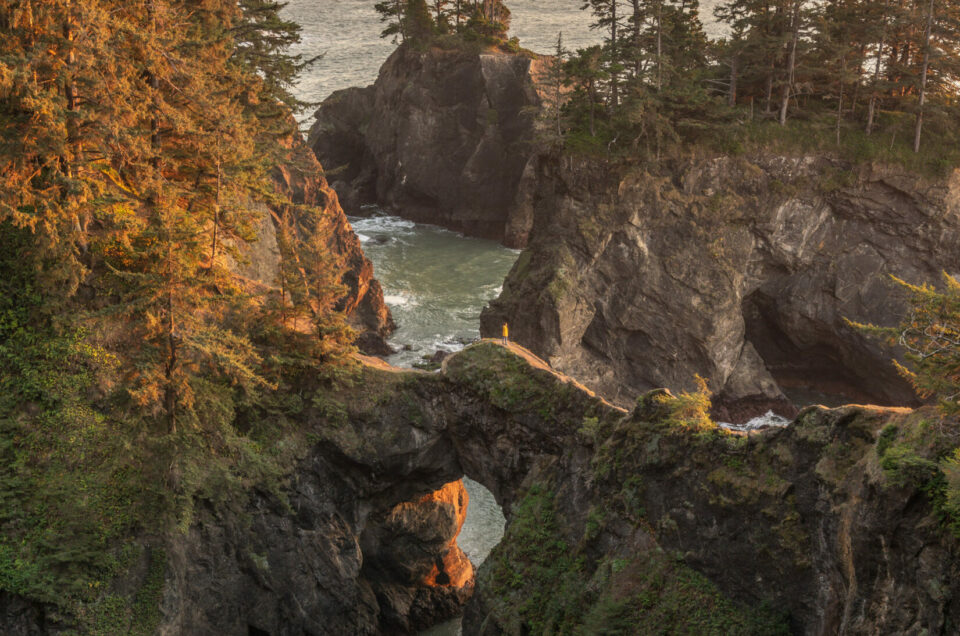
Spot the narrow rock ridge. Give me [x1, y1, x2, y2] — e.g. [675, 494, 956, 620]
[308, 43, 546, 248]
[5, 343, 957, 634]
[481, 154, 960, 420]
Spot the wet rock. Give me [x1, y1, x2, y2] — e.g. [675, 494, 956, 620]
[430, 350, 451, 364]
[355, 331, 397, 357]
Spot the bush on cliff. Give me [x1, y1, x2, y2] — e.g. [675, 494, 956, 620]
[853, 273, 960, 416]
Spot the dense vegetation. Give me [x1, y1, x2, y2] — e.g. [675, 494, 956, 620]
[0, 0, 360, 624]
[373, 0, 960, 172]
[376, 0, 516, 48]
[540, 0, 960, 171]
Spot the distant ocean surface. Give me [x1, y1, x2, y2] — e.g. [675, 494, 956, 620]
[282, 0, 724, 110]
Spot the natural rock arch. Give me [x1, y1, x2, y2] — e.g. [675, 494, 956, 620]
[140, 344, 960, 635]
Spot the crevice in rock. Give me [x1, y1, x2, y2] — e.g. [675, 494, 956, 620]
[741, 289, 918, 408]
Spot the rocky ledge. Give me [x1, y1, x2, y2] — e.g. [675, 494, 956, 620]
[308, 43, 546, 247]
[480, 154, 960, 420]
[5, 343, 960, 634]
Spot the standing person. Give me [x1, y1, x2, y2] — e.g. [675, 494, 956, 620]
[502, 322, 509, 346]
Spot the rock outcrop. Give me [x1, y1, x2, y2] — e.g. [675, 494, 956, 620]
[235, 131, 395, 352]
[165, 343, 960, 635]
[308, 43, 546, 247]
[5, 343, 960, 634]
[481, 155, 960, 419]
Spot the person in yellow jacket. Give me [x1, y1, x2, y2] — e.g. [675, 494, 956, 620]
[501, 322, 509, 346]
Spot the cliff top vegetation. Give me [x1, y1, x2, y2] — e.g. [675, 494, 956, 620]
[528, 0, 960, 175]
[370, 1, 960, 174]
[0, 0, 365, 627]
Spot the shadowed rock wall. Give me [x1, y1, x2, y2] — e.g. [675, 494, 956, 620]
[309, 44, 546, 248]
[481, 156, 960, 420]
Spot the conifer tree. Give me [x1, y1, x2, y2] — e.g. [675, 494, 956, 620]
[583, 0, 625, 108]
[375, 0, 408, 42]
[1, 0, 355, 432]
[539, 33, 570, 139]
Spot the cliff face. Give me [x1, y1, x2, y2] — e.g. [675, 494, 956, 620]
[480, 155, 960, 419]
[308, 44, 545, 247]
[5, 344, 960, 634]
[167, 344, 960, 635]
[160, 455, 473, 635]
[234, 132, 394, 351]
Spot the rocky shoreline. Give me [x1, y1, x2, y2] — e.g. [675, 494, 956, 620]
[309, 43, 546, 248]
[309, 42, 960, 423]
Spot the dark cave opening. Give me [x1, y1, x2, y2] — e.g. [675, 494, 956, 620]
[741, 290, 920, 409]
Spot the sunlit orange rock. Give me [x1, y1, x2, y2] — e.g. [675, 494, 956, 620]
[371, 479, 476, 631]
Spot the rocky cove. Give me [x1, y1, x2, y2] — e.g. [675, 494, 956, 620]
[298, 32, 960, 635]
[311, 41, 960, 423]
[4, 2, 960, 636]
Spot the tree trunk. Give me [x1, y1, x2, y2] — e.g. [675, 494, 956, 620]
[589, 80, 596, 137]
[913, 0, 934, 154]
[555, 35, 563, 137]
[849, 45, 865, 115]
[779, 0, 802, 126]
[210, 137, 221, 269]
[866, 16, 886, 135]
[610, 0, 619, 109]
[656, 0, 663, 91]
[631, 0, 641, 79]
[764, 69, 774, 113]
[836, 56, 845, 145]
[165, 286, 178, 435]
[396, 0, 405, 41]
[728, 52, 739, 107]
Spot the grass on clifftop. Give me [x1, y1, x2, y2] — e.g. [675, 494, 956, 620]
[444, 342, 619, 427]
[559, 105, 960, 179]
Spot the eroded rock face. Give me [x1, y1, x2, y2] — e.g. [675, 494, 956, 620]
[6, 344, 960, 634]
[480, 156, 960, 419]
[158, 369, 471, 636]
[233, 131, 395, 351]
[362, 481, 475, 631]
[308, 44, 545, 247]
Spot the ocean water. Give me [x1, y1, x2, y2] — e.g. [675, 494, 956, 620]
[351, 212, 514, 635]
[283, 0, 724, 113]
[350, 213, 520, 368]
[279, 2, 725, 633]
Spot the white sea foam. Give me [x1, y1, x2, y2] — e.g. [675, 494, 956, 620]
[356, 233, 371, 243]
[719, 411, 792, 433]
[349, 215, 416, 234]
[383, 294, 414, 306]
